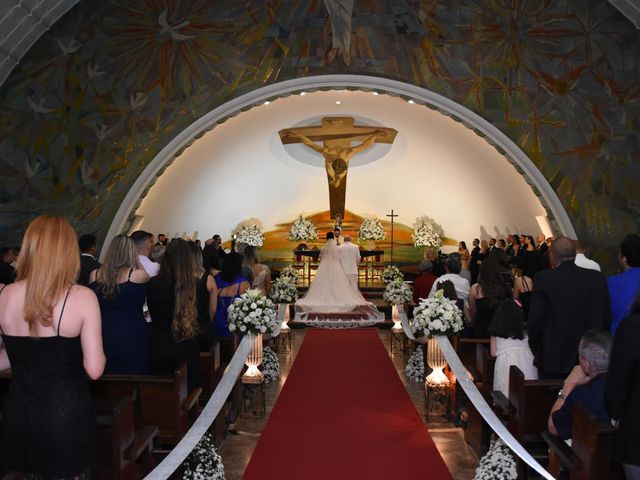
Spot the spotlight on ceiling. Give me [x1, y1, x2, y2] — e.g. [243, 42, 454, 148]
[408, 99, 415, 104]
[335, 100, 342, 105]
[264, 101, 271, 105]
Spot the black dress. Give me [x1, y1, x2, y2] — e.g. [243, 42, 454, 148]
[196, 273, 213, 351]
[0, 290, 96, 478]
[147, 276, 200, 391]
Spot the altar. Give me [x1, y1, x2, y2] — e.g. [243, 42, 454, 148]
[292, 249, 385, 287]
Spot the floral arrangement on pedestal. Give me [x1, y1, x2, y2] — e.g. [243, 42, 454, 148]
[405, 346, 425, 383]
[227, 289, 278, 335]
[411, 290, 464, 339]
[181, 433, 225, 480]
[474, 438, 517, 480]
[412, 215, 444, 249]
[358, 217, 386, 241]
[279, 266, 300, 283]
[262, 346, 280, 384]
[289, 215, 318, 241]
[232, 218, 265, 247]
[382, 265, 404, 284]
[383, 279, 413, 305]
[270, 276, 299, 303]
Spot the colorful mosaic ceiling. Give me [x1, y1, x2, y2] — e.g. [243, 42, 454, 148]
[0, 0, 639, 267]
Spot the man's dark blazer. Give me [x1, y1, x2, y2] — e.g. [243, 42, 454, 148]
[527, 260, 611, 378]
[79, 254, 100, 286]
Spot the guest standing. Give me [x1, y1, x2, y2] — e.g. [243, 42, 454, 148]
[147, 239, 201, 391]
[413, 260, 437, 305]
[0, 215, 105, 478]
[470, 238, 481, 284]
[131, 230, 159, 277]
[243, 246, 271, 296]
[0, 247, 16, 285]
[512, 266, 534, 319]
[90, 234, 149, 374]
[527, 237, 611, 378]
[78, 234, 100, 286]
[458, 241, 470, 271]
[190, 241, 216, 351]
[606, 298, 640, 480]
[213, 252, 251, 339]
[608, 234, 640, 335]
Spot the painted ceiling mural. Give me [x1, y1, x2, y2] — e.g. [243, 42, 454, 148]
[0, 0, 639, 267]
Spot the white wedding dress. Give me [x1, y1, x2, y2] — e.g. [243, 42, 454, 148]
[295, 239, 382, 325]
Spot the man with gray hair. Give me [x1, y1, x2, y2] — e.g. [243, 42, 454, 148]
[548, 329, 612, 440]
[413, 260, 437, 304]
[527, 236, 611, 378]
[428, 254, 470, 301]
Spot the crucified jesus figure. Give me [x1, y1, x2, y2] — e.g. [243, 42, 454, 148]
[285, 129, 385, 188]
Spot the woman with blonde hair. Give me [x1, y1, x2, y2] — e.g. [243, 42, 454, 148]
[243, 245, 272, 296]
[0, 215, 105, 478]
[90, 234, 149, 374]
[147, 239, 201, 390]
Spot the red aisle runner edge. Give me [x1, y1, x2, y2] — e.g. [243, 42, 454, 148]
[242, 329, 453, 480]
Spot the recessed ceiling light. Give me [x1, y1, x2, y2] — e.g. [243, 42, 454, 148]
[335, 100, 342, 105]
[264, 101, 271, 105]
[372, 92, 379, 95]
[408, 99, 415, 104]
[299, 92, 306, 96]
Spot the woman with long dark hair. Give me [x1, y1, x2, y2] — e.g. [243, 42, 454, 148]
[212, 252, 250, 339]
[0, 215, 105, 478]
[189, 241, 216, 351]
[147, 239, 201, 390]
[90, 234, 149, 374]
[465, 249, 513, 337]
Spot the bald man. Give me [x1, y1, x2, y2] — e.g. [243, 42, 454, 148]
[527, 237, 611, 379]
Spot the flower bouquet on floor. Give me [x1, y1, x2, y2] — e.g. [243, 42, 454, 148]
[405, 345, 425, 383]
[411, 290, 464, 342]
[382, 265, 403, 285]
[181, 433, 226, 480]
[383, 279, 412, 305]
[270, 276, 299, 304]
[289, 215, 319, 241]
[411, 215, 444, 249]
[232, 218, 265, 247]
[227, 289, 278, 335]
[262, 346, 280, 384]
[474, 438, 517, 480]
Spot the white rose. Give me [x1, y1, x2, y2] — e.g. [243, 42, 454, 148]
[251, 302, 257, 309]
[239, 325, 246, 332]
[229, 324, 236, 331]
[443, 311, 452, 321]
[432, 319, 443, 330]
[259, 325, 267, 333]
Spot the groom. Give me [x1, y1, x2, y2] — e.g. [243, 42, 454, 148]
[339, 235, 362, 291]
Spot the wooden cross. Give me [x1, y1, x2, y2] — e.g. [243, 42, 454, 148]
[279, 117, 397, 219]
[386, 209, 398, 264]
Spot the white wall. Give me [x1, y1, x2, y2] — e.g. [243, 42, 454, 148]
[136, 90, 547, 245]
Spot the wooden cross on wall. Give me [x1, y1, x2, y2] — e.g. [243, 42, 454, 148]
[279, 117, 397, 219]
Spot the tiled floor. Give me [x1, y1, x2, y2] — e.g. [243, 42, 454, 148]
[219, 328, 479, 480]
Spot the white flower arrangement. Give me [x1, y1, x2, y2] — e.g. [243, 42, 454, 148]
[181, 433, 225, 480]
[279, 266, 300, 284]
[474, 438, 517, 480]
[382, 265, 404, 284]
[270, 276, 299, 303]
[289, 216, 318, 241]
[358, 217, 386, 241]
[411, 290, 464, 339]
[227, 289, 278, 336]
[405, 346, 425, 383]
[412, 215, 444, 249]
[262, 346, 280, 384]
[383, 279, 413, 305]
[232, 218, 265, 247]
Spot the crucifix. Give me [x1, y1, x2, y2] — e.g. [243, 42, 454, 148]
[279, 117, 397, 219]
[386, 209, 398, 264]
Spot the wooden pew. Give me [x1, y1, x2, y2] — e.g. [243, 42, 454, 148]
[96, 396, 158, 480]
[199, 342, 229, 446]
[492, 366, 563, 479]
[446, 337, 490, 421]
[542, 404, 623, 480]
[90, 363, 202, 449]
[464, 344, 496, 457]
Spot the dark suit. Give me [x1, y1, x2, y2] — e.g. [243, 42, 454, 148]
[79, 254, 100, 286]
[606, 314, 640, 465]
[527, 260, 611, 378]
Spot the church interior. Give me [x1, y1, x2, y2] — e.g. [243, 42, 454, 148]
[1, 0, 640, 479]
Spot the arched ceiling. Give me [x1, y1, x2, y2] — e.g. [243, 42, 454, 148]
[0, 0, 638, 88]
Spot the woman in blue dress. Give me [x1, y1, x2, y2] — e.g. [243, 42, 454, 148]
[90, 234, 149, 374]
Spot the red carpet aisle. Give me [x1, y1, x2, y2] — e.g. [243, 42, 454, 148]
[242, 329, 453, 480]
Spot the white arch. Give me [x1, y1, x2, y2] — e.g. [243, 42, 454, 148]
[104, 75, 576, 252]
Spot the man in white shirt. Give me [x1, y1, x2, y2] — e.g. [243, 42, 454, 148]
[428, 255, 471, 301]
[338, 235, 361, 291]
[573, 240, 601, 271]
[131, 230, 160, 277]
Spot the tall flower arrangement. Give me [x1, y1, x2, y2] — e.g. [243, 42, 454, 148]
[232, 218, 265, 247]
[289, 216, 318, 241]
[412, 215, 444, 249]
[382, 265, 403, 284]
[411, 290, 464, 339]
[383, 279, 412, 305]
[358, 217, 386, 241]
[270, 276, 299, 303]
[227, 289, 278, 335]
[279, 266, 300, 283]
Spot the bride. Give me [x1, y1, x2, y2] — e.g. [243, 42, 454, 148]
[296, 232, 378, 316]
